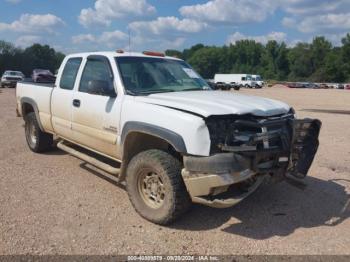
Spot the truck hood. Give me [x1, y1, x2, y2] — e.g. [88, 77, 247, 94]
[135, 90, 290, 118]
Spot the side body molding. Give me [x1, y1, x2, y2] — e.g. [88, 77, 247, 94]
[121, 121, 187, 154]
[20, 97, 44, 131]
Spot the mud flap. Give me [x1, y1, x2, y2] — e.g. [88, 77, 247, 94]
[287, 119, 321, 179]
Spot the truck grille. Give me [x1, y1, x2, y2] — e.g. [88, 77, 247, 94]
[206, 113, 294, 154]
[4, 77, 20, 81]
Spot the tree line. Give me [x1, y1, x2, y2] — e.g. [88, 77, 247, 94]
[0, 40, 64, 77]
[1, 34, 350, 82]
[166, 34, 350, 83]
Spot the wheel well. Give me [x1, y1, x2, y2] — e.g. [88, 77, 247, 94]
[22, 102, 34, 118]
[119, 132, 181, 181]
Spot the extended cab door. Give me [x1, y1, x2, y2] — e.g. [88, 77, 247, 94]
[51, 57, 82, 139]
[71, 55, 122, 159]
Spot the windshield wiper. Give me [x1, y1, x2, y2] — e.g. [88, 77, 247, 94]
[180, 88, 206, 92]
[136, 89, 176, 95]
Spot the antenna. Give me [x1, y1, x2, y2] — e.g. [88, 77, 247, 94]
[128, 28, 131, 54]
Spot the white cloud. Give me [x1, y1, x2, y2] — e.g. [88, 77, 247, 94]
[179, 0, 276, 25]
[226, 31, 287, 45]
[283, 13, 350, 33]
[127, 16, 207, 51]
[0, 14, 64, 34]
[282, 0, 350, 15]
[15, 35, 42, 47]
[132, 35, 187, 51]
[79, 0, 156, 27]
[72, 34, 96, 44]
[129, 16, 207, 35]
[72, 30, 128, 48]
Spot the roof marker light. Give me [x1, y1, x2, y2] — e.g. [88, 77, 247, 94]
[143, 51, 165, 57]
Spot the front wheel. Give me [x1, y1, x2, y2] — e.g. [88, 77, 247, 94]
[126, 149, 192, 225]
[25, 112, 53, 153]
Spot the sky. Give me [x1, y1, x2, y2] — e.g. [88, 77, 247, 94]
[0, 0, 350, 54]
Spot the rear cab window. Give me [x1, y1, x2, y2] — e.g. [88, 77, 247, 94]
[60, 57, 82, 90]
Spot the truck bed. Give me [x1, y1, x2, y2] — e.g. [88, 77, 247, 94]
[19, 78, 55, 88]
[16, 80, 55, 132]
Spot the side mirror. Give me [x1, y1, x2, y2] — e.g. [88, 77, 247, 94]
[87, 80, 117, 97]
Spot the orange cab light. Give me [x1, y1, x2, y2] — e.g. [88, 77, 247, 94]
[116, 49, 124, 53]
[143, 51, 165, 57]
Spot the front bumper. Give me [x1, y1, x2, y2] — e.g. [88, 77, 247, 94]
[182, 118, 321, 208]
[1, 80, 17, 87]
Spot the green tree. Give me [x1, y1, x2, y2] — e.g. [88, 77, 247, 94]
[341, 34, 350, 80]
[323, 48, 347, 82]
[187, 47, 222, 79]
[165, 49, 183, 59]
[288, 43, 313, 81]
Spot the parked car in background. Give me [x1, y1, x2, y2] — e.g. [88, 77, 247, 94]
[287, 82, 304, 88]
[32, 69, 56, 83]
[345, 84, 350, 90]
[215, 82, 231, 90]
[229, 82, 241, 91]
[319, 83, 329, 89]
[335, 83, 344, 89]
[1, 71, 24, 88]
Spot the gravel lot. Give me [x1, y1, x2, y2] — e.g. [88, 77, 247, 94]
[0, 87, 349, 255]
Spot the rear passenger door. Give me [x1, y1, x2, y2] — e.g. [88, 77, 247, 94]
[71, 55, 121, 159]
[51, 57, 82, 140]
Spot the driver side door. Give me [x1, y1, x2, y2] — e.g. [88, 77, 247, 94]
[71, 55, 122, 159]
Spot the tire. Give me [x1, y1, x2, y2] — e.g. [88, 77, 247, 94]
[126, 149, 192, 225]
[25, 112, 53, 153]
[234, 86, 240, 91]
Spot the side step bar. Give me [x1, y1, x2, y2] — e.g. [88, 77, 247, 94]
[57, 141, 120, 176]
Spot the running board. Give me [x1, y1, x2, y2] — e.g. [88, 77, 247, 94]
[57, 141, 120, 176]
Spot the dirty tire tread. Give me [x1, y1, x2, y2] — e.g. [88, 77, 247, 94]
[25, 112, 53, 153]
[126, 149, 191, 225]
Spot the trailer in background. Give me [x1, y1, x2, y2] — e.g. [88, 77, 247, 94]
[214, 74, 263, 88]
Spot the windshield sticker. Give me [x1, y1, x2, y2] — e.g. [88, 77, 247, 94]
[183, 68, 199, 78]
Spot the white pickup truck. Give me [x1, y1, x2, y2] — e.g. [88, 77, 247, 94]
[16, 51, 321, 225]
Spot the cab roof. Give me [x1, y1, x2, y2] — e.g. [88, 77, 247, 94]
[65, 51, 182, 61]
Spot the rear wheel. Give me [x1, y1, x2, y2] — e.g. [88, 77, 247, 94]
[126, 149, 191, 225]
[25, 112, 53, 153]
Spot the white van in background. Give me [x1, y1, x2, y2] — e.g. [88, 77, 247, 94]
[214, 74, 262, 88]
[252, 75, 264, 88]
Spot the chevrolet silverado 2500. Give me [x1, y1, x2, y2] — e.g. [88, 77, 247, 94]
[16, 51, 321, 225]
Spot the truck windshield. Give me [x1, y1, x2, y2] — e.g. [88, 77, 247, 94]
[254, 76, 262, 81]
[115, 56, 210, 95]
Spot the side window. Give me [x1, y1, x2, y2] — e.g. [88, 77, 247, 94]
[60, 58, 82, 90]
[242, 77, 246, 81]
[79, 58, 115, 96]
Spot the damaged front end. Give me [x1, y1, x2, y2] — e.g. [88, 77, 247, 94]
[181, 111, 321, 208]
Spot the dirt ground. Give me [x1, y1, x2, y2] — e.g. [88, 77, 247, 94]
[0, 87, 349, 255]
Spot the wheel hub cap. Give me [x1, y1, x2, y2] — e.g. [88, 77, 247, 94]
[138, 170, 165, 209]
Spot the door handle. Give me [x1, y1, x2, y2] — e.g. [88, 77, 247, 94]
[73, 99, 81, 107]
